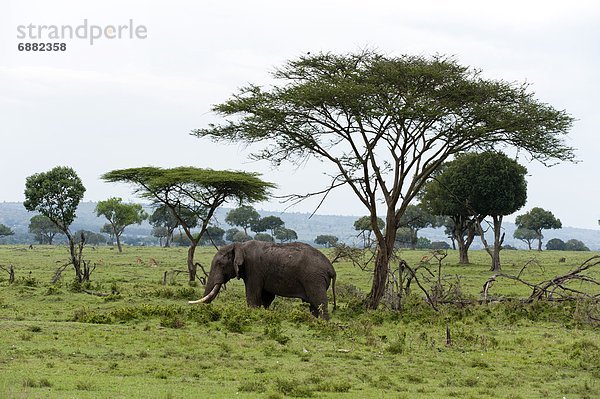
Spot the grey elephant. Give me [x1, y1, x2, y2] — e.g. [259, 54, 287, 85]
[189, 241, 337, 319]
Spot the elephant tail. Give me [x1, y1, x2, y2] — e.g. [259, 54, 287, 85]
[330, 270, 337, 311]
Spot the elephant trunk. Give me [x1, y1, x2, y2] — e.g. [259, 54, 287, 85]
[188, 283, 221, 304]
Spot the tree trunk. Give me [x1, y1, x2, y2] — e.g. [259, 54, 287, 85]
[66, 232, 83, 282]
[490, 215, 504, 272]
[476, 216, 504, 272]
[187, 241, 198, 282]
[365, 213, 396, 309]
[116, 234, 123, 252]
[457, 237, 470, 264]
[113, 225, 123, 253]
[537, 231, 543, 251]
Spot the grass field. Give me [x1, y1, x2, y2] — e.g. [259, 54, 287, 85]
[0, 245, 598, 398]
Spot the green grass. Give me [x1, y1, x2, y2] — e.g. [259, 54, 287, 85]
[0, 245, 598, 398]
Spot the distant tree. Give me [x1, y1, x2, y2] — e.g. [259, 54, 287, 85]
[102, 167, 273, 281]
[74, 230, 107, 246]
[149, 205, 198, 247]
[354, 216, 385, 248]
[564, 239, 590, 252]
[274, 227, 298, 243]
[546, 238, 566, 251]
[423, 152, 527, 271]
[0, 223, 14, 238]
[314, 235, 339, 248]
[398, 204, 439, 250]
[225, 228, 241, 242]
[24, 166, 88, 282]
[395, 227, 413, 248]
[515, 207, 562, 251]
[226, 206, 260, 235]
[253, 216, 285, 237]
[100, 223, 115, 242]
[152, 226, 169, 247]
[232, 231, 252, 242]
[95, 197, 147, 253]
[254, 233, 274, 242]
[194, 51, 575, 309]
[200, 226, 226, 246]
[416, 237, 432, 249]
[28, 215, 61, 244]
[513, 227, 538, 250]
[431, 241, 451, 250]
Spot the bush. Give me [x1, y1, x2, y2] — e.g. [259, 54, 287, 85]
[564, 239, 590, 251]
[546, 238, 565, 250]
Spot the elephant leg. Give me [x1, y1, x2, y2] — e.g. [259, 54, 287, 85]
[261, 291, 275, 309]
[245, 281, 263, 308]
[308, 303, 329, 319]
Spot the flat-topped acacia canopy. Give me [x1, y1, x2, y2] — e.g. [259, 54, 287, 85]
[102, 166, 274, 281]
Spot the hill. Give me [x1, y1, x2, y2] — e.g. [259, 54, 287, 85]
[1, 202, 599, 250]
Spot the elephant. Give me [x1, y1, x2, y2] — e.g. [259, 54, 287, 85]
[189, 240, 337, 319]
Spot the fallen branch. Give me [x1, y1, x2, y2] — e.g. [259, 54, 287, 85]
[483, 255, 600, 303]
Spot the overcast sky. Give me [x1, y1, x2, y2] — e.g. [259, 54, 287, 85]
[1, 0, 599, 228]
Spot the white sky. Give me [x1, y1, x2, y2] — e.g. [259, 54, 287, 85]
[1, 0, 599, 228]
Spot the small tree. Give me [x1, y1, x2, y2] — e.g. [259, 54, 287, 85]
[515, 207, 562, 251]
[225, 205, 260, 235]
[149, 205, 197, 247]
[200, 226, 226, 246]
[253, 215, 285, 237]
[546, 238, 566, 250]
[314, 235, 339, 248]
[353, 216, 385, 248]
[255, 232, 274, 242]
[102, 167, 273, 281]
[274, 227, 298, 243]
[513, 227, 538, 250]
[28, 215, 62, 244]
[564, 239, 590, 251]
[232, 231, 252, 242]
[95, 197, 147, 252]
[398, 204, 438, 250]
[225, 228, 241, 242]
[0, 223, 14, 238]
[24, 166, 88, 282]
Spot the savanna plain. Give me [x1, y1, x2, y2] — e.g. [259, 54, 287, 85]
[0, 245, 598, 399]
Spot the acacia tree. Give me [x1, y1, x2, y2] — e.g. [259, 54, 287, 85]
[252, 215, 285, 237]
[398, 204, 438, 250]
[95, 197, 147, 252]
[513, 227, 538, 250]
[102, 167, 273, 281]
[28, 215, 62, 244]
[315, 234, 339, 248]
[149, 205, 198, 247]
[354, 216, 385, 248]
[515, 207, 562, 251]
[24, 166, 88, 282]
[225, 205, 260, 235]
[274, 227, 298, 243]
[193, 51, 575, 308]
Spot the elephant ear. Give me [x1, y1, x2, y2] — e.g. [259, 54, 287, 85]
[233, 243, 245, 278]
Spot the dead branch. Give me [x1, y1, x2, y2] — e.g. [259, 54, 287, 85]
[330, 244, 375, 271]
[483, 255, 600, 303]
[51, 262, 70, 284]
[0, 264, 15, 283]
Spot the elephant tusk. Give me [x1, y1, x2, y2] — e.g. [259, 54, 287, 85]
[188, 283, 221, 304]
